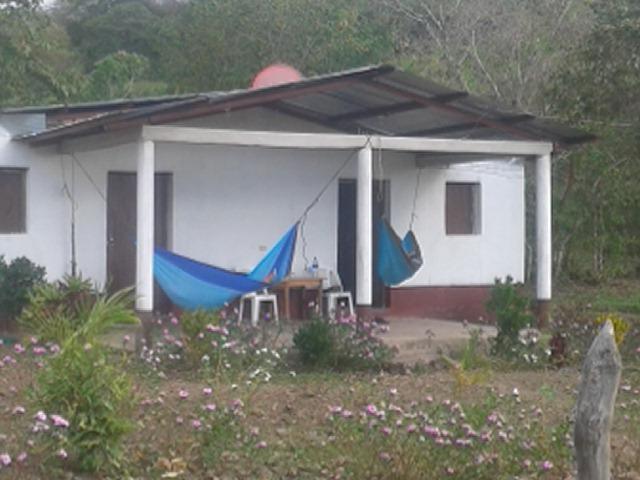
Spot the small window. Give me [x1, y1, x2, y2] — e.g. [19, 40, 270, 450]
[0, 169, 26, 233]
[445, 182, 481, 235]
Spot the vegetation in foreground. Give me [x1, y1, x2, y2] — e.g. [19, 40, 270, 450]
[0, 276, 639, 478]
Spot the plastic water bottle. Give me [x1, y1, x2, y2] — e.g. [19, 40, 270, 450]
[311, 257, 319, 277]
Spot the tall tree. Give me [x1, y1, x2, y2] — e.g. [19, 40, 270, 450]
[549, 0, 640, 280]
[159, 0, 394, 92]
[0, 0, 80, 106]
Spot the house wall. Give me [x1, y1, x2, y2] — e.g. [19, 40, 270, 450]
[0, 121, 70, 280]
[0, 109, 525, 319]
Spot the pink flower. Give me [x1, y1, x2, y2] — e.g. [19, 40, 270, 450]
[13, 344, 25, 354]
[51, 414, 70, 428]
[56, 449, 67, 460]
[541, 460, 553, 471]
[30, 336, 38, 345]
[34, 411, 47, 422]
[170, 316, 179, 325]
[378, 452, 391, 462]
[202, 387, 212, 396]
[365, 404, 378, 416]
[0, 453, 11, 466]
[178, 389, 189, 400]
[328, 405, 343, 414]
[406, 423, 418, 434]
[49, 344, 60, 354]
[16, 452, 27, 463]
[191, 419, 202, 429]
[255, 440, 267, 449]
[341, 409, 353, 419]
[122, 335, 131, 345]
[32, 346, 47, 356]
[380, 426, 392, 436]
[204, 403, 216, 412]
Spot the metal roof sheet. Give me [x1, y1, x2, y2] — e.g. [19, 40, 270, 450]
[10, 64, 594, 147]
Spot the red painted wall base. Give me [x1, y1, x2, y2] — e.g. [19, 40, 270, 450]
[358, 286, 494, 323]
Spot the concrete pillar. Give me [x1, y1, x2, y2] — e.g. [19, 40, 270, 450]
[136, 140, 155, 313]
[356, 146, 373, 306]
[536, 153, 552, 326]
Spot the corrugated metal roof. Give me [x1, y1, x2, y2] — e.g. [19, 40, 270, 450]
[10, 65, 594, 147]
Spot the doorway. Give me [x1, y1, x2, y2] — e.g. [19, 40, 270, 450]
[106, 172, 172, 311]
[337, 179, 390, 308]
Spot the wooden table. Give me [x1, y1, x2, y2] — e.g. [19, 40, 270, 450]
[273, 277, 323, 320]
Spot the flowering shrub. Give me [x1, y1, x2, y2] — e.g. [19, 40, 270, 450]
[140, 309, 285, 379]
[292, 314, 394, 370]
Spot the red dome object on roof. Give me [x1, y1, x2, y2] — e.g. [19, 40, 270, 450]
[251, 64, 303, 89]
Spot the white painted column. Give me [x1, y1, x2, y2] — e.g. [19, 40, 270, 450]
[356, 146, 373, 306]
[136, 140, 155, 312]
[536, 153, 552, 302]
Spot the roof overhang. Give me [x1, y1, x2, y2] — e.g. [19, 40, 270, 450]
[10, 65, 595, 148]
[142, 125, 552, 157]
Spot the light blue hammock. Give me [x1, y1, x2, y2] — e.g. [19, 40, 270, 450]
[376, 218, 423, 286]
[153, 223, 298, 310]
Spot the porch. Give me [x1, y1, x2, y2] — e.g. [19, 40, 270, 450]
[124, 126, 552, 324]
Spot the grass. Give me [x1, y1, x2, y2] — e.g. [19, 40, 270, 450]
[1, 342, 639, 479]
[556, 278, 640, 314]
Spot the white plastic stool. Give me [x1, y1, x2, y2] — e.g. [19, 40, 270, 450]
[238, 291, 279, 327]
[324, 291, 354, 320]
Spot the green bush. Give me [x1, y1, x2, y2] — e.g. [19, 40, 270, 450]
[34, 342, 133, 472]
[20, 276, 135, 343]
[292, 319, 335, 367]
[32, 289, 137, 473]
[292, 316, 394, 370]
[486, 276, 534, 357]
[0, 255, 46, 323]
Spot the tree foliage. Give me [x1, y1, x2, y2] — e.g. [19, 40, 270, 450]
[1, 0, 639, 283]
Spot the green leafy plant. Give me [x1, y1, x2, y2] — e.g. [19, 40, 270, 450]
[0, 255, 46, 325]
[292, 316, 395, 371]
[292, 318, 335, 367]
[20, 276, 135, 343]
[486, 276, 534, 357]
[32, 288, 137, 473]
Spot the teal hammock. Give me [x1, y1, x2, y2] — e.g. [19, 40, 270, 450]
[376, 218, 423, 286]
[153, 223, 298, 310]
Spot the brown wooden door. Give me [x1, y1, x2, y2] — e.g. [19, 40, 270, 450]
[106, 172, 172, 311]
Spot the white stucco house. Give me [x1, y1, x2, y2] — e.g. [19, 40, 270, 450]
[0, 65, 592, 323]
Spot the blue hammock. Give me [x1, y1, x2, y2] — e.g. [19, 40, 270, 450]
[153, 223, 298, 310]
[376, 218, 423, 286]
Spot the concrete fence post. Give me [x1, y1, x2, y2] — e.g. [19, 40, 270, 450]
[574, 320, 622, 480]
